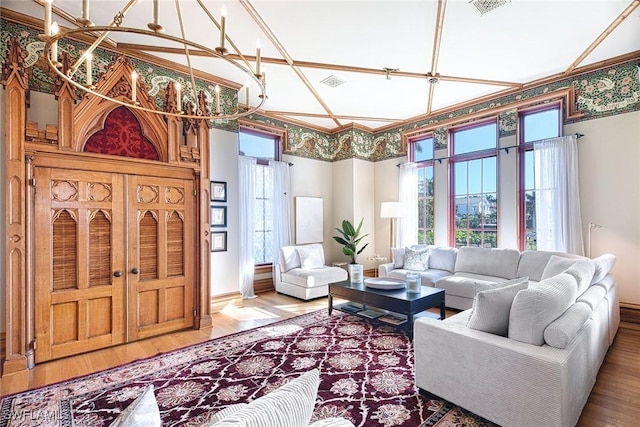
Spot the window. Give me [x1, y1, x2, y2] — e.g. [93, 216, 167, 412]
[450, 121, 498, 248]
[518, 105, 561, 250]
[410, 135, 435, 244]
[239, 126, 280, 264]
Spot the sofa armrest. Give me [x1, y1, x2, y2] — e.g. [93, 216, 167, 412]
[413, 314, 595, 427]
[378, 262, 395, 278]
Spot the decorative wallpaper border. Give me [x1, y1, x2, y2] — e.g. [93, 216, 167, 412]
[2, 17, 638, 162]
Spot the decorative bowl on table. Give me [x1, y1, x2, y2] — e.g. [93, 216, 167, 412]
[363, 277, 406, 290]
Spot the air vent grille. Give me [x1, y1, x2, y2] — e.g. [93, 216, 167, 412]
[320, 75, 346, 88]
[469, 0, 511, 16]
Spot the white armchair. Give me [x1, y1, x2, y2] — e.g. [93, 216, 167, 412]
[274, 244, 347, 300]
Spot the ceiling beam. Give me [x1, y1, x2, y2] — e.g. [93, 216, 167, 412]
[116, 43, 522, 88]
[238, 0, 342, 128]
[427, 0, 447, 114]
[564, 0, 640, 74]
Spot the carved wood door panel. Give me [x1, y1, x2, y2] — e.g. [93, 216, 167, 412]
[34, 168, 126, 363]
[34, 168, 195, 362]
[127, 175, 195, 341]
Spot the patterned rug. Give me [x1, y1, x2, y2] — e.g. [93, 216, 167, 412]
[0, 310, 494, 427]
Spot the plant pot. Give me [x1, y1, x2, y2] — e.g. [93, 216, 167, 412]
[349, 264, 363, 284]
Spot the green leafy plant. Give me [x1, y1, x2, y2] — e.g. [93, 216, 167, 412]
[333, 218, 369, 264]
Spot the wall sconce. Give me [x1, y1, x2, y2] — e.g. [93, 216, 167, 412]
[588, 222, 604, 258]
[380, 202, 403, 258]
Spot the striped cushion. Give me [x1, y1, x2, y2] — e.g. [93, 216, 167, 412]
[509, 273, 578, 345]
[209, 404, 250, 424]
[544, 301, 592, 348]
[564, 260, 595, 295]
[110, 384, 161, 427]
[466, 277, 529, 336]
[210, 369, 320, 427]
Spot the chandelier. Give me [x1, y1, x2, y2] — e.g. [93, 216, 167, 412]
[41, 0, 267, 121]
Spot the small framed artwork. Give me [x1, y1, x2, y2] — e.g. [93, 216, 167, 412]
[211, 205, 227, 227]
[211, 231, 227, 252]
[211, 181, 227, 202]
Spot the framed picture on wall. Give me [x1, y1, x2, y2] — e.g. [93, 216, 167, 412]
[211, 205, 227, 227]
[211, 181, 227, 202]
[211, 231, 227, 252]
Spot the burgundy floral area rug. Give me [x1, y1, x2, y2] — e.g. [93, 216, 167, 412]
[0, 310, 494, 427]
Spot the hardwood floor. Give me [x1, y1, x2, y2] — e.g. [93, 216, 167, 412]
[1, 292, 639, 426]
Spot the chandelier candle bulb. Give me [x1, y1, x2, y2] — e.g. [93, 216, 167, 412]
[214, 85, 221, 114]
[85, 54, 92, 86]
[255, 39, 261, 76]
[50, 22, 59, 63]
[44, 0, 52, 36]
[219, 5, 227, 51]
[82, 0, 89, 20]
[131, 71, 138, 103]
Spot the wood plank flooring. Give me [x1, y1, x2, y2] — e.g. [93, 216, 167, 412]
[1, 292, 639, 426]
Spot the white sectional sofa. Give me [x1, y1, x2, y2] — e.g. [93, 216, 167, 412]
[274, 244, 348, 300]
[383, 245, 619, 427]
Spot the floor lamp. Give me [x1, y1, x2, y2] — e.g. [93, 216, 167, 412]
[380, 202, 403, 260]
[588, 222, 604, 258]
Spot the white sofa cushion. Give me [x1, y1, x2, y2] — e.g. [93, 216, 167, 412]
[591, 253, 616, 283]
[404, 246, 429, 271]
[210, 369, 320, 427]
[508, 273, 578, 345]
[544, 302, 593, 349]
[111, 384, 161, 427]
[516, 250, 582, 283]
[541, 255, 579, 280]
[564, 260, 595, 295]
[281, 267, 347, 288]
[428, 247, 458, 273]
[296, 244, 325, 269]
[576, 285, 607, 310]
[467, 277, 529, 336]
[280, 246, 302, 272]
[391, 247, 405, 269]
[436, 272, 514, 299]
[454, 247, 521, 279]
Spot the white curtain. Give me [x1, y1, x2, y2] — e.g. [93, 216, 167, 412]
[270, 160, 292, 266]
[398, 162, 418, 248]
[534, 134, 584, 255]
[238, 156, 257, 298]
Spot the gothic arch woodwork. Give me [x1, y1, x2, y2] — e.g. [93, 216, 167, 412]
[3, 39, 212, 374]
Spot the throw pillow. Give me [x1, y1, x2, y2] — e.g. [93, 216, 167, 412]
[110, 384, 161, 427]
[564, 260, 595, 295]
[404, 247, 429, 271]
[309, 419, 356, 427]
[210, 369, 320, 427]
[591, 253, 616, 284]
[508, 273, 578, 346]
[296, 245, 325, 269]
[209, 404, 250, 424]
[392, 247, 405, 269]
[543, 301, 592, 349]
[466, 277, 529, 336]
[540, 255, 579, 280]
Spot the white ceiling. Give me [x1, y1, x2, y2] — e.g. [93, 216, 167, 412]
[4, 0, 640, 132]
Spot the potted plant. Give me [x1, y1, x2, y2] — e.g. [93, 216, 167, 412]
[333, 218, 369, 283]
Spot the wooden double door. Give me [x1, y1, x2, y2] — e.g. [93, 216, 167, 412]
[34, 166, 195, 363]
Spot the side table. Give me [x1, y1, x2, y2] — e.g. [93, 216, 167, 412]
[367, 255, 388, 277]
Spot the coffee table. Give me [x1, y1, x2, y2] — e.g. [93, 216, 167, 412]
[328, 279, 445, 340]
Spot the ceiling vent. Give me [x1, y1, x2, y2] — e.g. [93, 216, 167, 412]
[320, 75, 346, 88]
[469, 0, 511, 16]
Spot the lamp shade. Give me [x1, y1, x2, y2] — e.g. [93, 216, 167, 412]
[380, 201, 403, 218]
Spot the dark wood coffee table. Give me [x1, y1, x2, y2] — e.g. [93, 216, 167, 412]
[328, 279, 445, 340]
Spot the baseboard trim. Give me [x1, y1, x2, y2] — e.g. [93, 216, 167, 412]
[210, 291, 244, 313]
[620, 303, 640, 324]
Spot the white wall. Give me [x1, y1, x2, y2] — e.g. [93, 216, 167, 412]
[331, 159, 355, 263]
[26, 92, 58, 128]
[566, 111, 640, 305]
[498, 134, 518, 249]
[209, 128, 240, 297]
[353, 159, 376, 269]
[374, 158, 400, 260]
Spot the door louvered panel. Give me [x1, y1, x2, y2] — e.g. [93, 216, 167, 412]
[128, 176, 194, 341]
[35, 168, 126, 363]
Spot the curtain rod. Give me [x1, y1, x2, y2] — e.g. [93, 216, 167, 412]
[397, 132, 586, 162]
